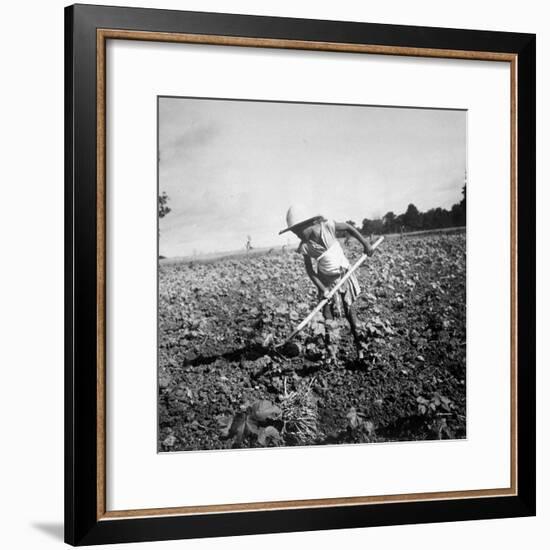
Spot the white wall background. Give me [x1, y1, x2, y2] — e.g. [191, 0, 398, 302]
[0, 0, 545, 548]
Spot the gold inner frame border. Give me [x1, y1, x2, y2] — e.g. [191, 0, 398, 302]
[95, 28, 518, 521]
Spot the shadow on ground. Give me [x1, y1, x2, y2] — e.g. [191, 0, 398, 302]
[31, 522, 64, 542]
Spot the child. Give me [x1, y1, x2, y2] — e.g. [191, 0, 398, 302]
[279, 206, 374, 361]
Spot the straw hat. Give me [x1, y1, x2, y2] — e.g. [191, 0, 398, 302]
[279, 205, 325, 235]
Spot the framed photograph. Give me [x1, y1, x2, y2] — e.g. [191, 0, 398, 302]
[65, 4, 536, 546]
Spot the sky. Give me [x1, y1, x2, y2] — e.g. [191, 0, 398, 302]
[158, 97, 466, 258]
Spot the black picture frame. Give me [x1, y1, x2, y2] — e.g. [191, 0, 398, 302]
[65, 3, 536, 546]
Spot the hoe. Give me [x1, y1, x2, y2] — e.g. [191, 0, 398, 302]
[275, 236, 385, 358]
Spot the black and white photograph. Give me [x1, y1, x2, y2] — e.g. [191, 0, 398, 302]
[157, 97, 467, 452]
[0, 0, 540, 546]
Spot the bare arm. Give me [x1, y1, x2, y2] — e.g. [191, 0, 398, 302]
[335, 222, 374, 256]
[303, 256, 328, 296]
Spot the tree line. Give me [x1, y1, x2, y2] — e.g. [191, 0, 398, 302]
[159, 184, 466, 240]
[348, 185, 466, 236]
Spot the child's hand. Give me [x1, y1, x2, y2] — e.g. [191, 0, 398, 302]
[364, 244, 374, 257]
[318, 287, 330, 299]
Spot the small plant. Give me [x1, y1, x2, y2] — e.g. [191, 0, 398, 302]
[218, 399, 283, 447]
[416, 392, 453, 415]
[279, 377, 320, 445]
[416, 393, 456, 439]
[346, 407, 375, 439]
[219, 378, 321, 448]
